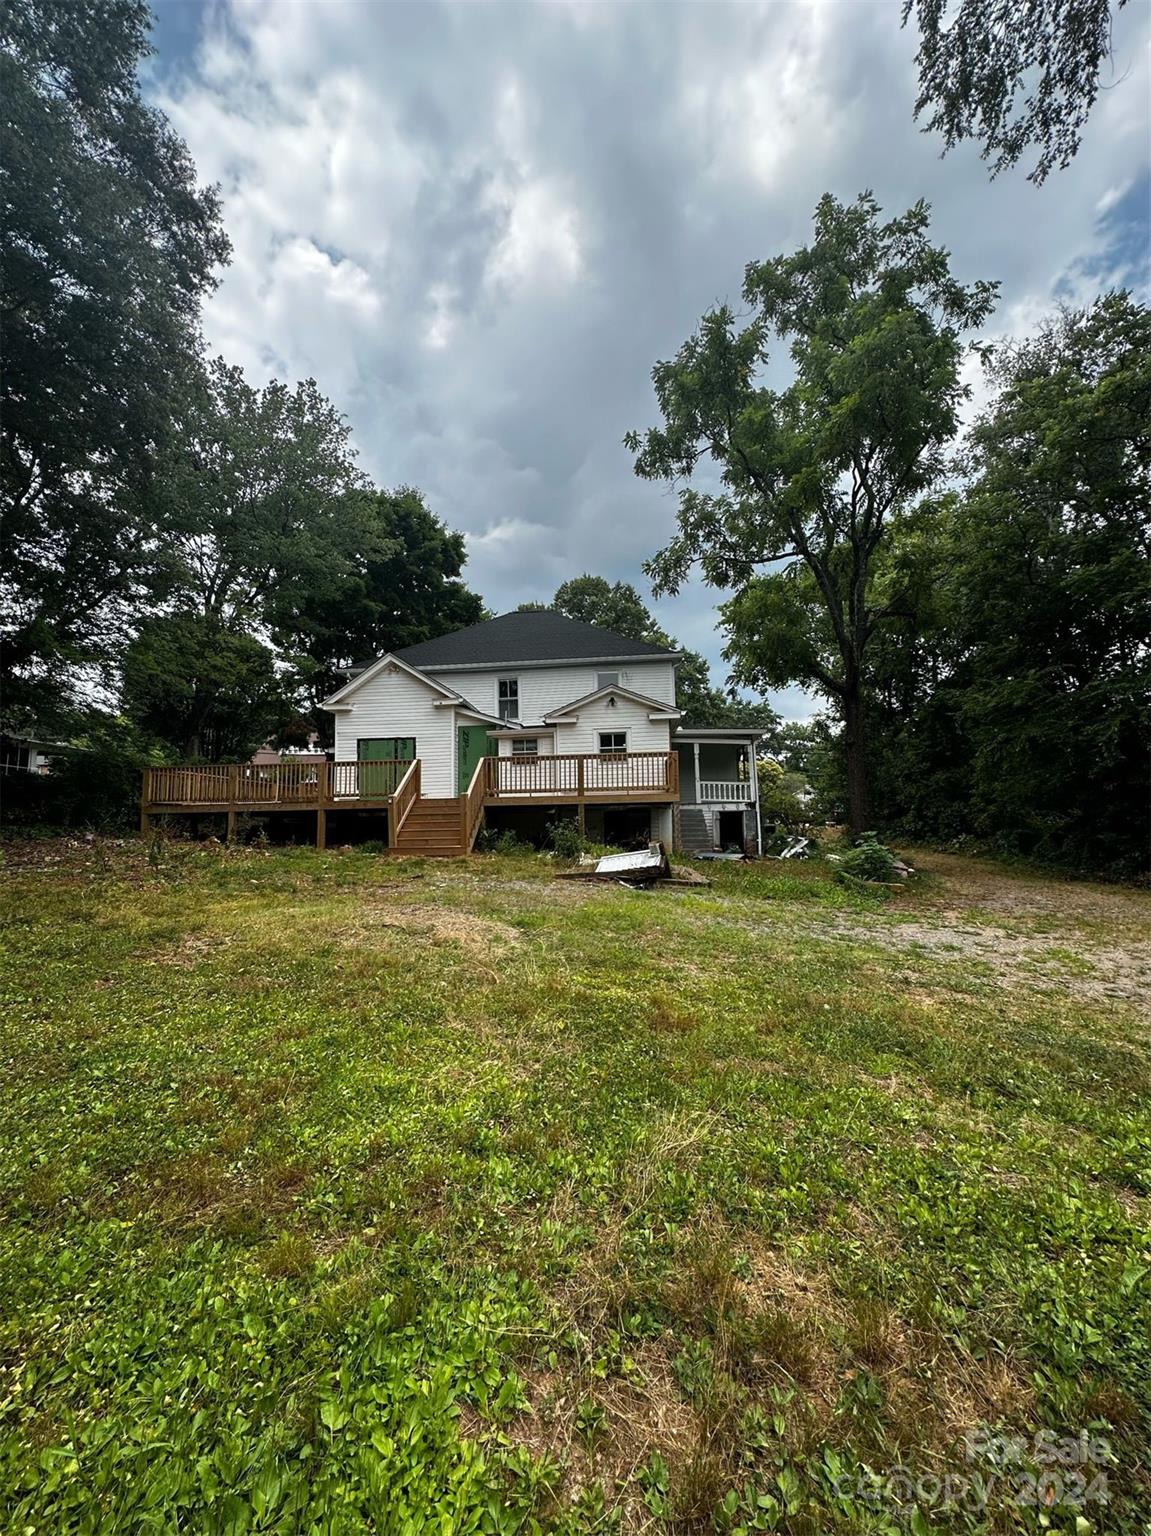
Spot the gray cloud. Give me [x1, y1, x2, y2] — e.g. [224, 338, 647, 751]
[152, 0, 1150, 719]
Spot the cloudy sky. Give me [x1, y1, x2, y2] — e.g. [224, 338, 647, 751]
[146, 0, 1150, 719]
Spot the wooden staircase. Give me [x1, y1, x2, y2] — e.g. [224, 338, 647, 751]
[392, 795, 468, 857]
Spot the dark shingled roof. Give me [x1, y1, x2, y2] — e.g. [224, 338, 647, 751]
[392, 610, 678, 669]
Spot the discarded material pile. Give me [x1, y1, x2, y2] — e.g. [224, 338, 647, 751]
[556, 843, 710, 888]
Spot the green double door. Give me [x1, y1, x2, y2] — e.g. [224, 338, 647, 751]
[457, 726, 497, 794]
[358, 737, 415, 797]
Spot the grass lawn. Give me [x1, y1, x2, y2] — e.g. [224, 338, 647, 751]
[1, 838, 1149, 1533]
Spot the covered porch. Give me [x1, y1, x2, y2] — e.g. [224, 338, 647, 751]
[674, 726, 765, 856]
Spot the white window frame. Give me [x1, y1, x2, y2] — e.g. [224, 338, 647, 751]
[511, 738, 539, 756]
[598, 731, 627, 756]
[497, 676, 520, 722]
[595, 671, 621, 689]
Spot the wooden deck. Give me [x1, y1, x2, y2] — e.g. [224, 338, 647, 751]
[479, 750, 678, 805]
[141, 752, 679, 853]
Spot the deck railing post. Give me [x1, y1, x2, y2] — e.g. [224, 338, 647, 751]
[318, 758, 330, 805]
[577, 754, 585, 800]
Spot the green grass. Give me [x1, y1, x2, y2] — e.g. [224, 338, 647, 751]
[1, 838, 1148, 1533]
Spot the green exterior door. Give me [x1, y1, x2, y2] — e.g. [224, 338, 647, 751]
[358, 737, 415, 797]
[457, 726, 496, 794]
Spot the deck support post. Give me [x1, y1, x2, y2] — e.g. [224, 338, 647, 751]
[226, 808, 237, 844]
[577, 801, 586, 837]
[316, 808, 327, 850]
[140, 808, 150, 839]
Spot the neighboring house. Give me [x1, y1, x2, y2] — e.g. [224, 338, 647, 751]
[140, 609, 765, 856]
[0, 735, 56, 775]
[321, 610, 763, 855]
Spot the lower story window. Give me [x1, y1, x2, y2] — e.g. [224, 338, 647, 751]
[511, 738, 539, 755]
[598, 732, 627, 755]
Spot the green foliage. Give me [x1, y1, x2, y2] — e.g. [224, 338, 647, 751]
[545, 815, 589, 860]
[1, 0, 228, 716]
[903, 0, 1128, 184]
[1, 716, 165, 831]
[154, 355, 370, 628]
[475, 826, 528, 855]
[868, 295, 1151, 876]
[756, 759, 806, 831]
[837, 832, 897, 884]
[630, 192, 996, 830]
[283, 488, 485, 733]
[121, 613, 292, 761]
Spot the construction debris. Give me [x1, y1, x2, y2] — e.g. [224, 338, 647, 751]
[556, 843, 710, 888]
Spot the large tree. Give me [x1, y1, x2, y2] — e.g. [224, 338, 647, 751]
[281, 488, 485, 735]
[903, 0, 1129, 185]
[872, 294, 1151, 873]
[1, 0, 228, 723]
[629, 193, 996, 832]
[154, 356, 372, 628]
[121, 613, 292, 762]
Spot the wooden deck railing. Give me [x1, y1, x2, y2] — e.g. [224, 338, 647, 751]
[143, 759, 413, 807]
[483, 750, 678, 800]
[461, 757, 488, 850]
[389, 758, 421, 842]
[330, 759, 413, 800]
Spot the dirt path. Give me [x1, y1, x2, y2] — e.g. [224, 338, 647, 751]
[820, 853, 1151, 1015]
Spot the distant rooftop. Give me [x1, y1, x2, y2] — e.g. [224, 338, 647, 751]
[392, 609, 679, 669]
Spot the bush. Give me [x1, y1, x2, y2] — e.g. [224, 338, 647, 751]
[545, 816, 588, 860]
[2, 719, 163, 833]
[837, 832, 896, 884]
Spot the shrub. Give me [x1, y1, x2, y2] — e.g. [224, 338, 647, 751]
[838, 832, 896, 884]
[545, 816, 587, 860]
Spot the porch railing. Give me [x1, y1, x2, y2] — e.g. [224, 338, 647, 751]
[483, 751, 678, 799]
[143, 758, 413, 807]
[698, 779, 753, 803]
[330, 759, 413, 800]
[389, 759, 421, 841]
[461, 757, 488, 850]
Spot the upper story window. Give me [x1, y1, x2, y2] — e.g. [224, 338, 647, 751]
[599, 731, 627, 755]
[497, 677, 519, 721]
[511, 738, 538, 756]
[596, 671, 620, 689]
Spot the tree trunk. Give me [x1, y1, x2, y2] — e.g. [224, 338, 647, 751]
[843, 683, 871, 836]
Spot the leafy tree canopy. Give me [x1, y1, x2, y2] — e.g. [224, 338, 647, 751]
[154, 356, 371, 627]
[869, 293, 1151, 873]
[1, 0, 228, 719]
[281, 488, 485, 733]
[121, 613, 292, 763]
[629, 192, 996, 830]
[903, 0, 1129, 184]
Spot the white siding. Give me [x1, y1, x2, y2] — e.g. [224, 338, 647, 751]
[431, 660, 677, 722]
[332, 666, 457, 799]
[553, 694, 672, 756]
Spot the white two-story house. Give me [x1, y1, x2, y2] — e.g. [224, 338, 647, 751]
[139, 609, 765, 856]
[320, 610, 763, 856]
